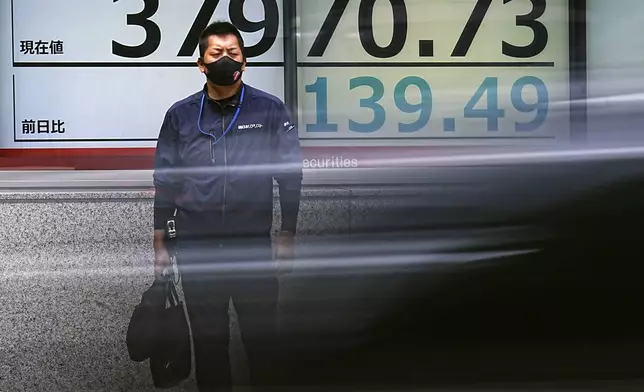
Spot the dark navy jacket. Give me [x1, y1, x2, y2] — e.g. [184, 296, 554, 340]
[153, 83, 303, 239]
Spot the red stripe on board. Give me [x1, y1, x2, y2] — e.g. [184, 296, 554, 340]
[0, 148, 156, 170]
[0, 146, 495, 170]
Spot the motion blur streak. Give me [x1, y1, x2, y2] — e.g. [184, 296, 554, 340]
[1, 249, 538, 280]
[149, 145, 644, 178]
[356, 145, 644, 166]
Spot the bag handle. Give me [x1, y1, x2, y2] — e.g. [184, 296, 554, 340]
[165, 214, 181, 286]
[165, 279, 181, 307]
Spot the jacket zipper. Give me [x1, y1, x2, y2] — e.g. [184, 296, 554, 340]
[221, 111, 228, 227]
[208, 102, 231, 227]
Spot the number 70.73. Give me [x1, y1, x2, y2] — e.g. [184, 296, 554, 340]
[305, 76, 549, 134]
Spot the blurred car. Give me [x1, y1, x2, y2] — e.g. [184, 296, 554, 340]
[269, 143, 644, 389]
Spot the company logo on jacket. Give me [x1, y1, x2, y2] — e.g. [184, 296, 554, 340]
[238, 123, 264, 130]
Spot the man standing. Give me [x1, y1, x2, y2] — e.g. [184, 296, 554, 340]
[152, 21, 303, 391]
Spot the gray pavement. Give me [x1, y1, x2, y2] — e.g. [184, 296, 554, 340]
[0, 242, 196, 391]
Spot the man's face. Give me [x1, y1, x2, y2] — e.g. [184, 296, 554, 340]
[198, 34, 246, 74]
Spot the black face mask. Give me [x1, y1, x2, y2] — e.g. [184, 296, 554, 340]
[203, 56, 243, 86]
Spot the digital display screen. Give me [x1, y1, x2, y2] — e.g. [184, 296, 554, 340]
[296, 0, 570, 146]
[0, 0, 571, 152]
[3, 0, 285, 146]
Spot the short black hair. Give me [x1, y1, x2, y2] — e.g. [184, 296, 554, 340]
[198, 21, 245, 60]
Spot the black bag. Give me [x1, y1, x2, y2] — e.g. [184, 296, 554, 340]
[149, 278, 192, 389]
[126, 280, 166, 362]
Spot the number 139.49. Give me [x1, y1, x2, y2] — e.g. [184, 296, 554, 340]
[305, 76, 549, 134]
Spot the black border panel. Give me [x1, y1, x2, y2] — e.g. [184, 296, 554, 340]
[569, 0, 588, 142]
[12, 75, 16, 142]
[282, 0, 298, 120]
[12, 62, 283, 68]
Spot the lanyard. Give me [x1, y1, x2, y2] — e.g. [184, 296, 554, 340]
[196, 85, 245, 146]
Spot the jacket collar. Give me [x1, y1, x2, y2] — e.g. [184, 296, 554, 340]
[203, 82, 244, 107]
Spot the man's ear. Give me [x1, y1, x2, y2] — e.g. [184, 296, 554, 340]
[197, 58, 206, 73]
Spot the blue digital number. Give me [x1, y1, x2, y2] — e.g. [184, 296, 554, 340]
[464, 77, 505, 131]
[307, 75, 549, 135]
[349, 76, 386, 133]
[511, 76, 549, 132]
[304, 77, 338, 132]
[394, 76, 432, 133]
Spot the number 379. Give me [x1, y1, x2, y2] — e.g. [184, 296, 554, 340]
[112, 0, 279, 58]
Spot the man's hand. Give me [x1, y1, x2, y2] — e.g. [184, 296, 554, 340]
[155, 247, 171, 280]
[154, 230, 171, 280]
[274, 230, 296, 274]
